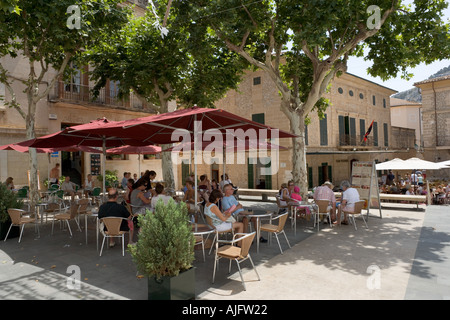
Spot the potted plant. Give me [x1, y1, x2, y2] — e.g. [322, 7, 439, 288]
[128, 198, 196, 300]
[97, 170, 118, 190]
[0, 183, 24, 240]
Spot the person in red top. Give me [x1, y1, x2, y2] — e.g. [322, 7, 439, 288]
[124, 178, 134, 204]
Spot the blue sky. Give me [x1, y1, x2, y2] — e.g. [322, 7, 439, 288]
[346, 2, 450, 93]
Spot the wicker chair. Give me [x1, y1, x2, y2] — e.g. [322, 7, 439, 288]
[205, 215, 233, 255]
[260, 212, 291, 254]
[212, 232, 260, 291]
[3, 209, 38, 243]
[344, 200, 368, 230]
[314, 199, 333, 232]
[52, 202, 82, 237]
[99, 217, 128, 256]
[275, 196, 288, 214]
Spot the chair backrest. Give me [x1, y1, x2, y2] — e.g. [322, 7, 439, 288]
[78, 198, 90, 214]
[56, 190, 64, 199]
[275, 196, 282, 208]
[102, 217, 123, 236]
[46, 203, 60, 212]
[205, 215, 214, 229]
[125, 202, 132, 215]
[7, 208, 24, 225]
[50, 184, 59, 191]
[17, 188, 28, 198]
[69, 203, 80, 219]
[353, 200, 366, 214]
[239, 232, 256, 258]
[92, 187, 101, 196]
[316, 199, 330, 213]
[276, 212, 289, 232]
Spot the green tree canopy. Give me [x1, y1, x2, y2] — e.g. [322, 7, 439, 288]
[186, 0, 449, 194]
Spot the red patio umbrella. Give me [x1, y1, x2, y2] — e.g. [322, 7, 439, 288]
[68, 107, 297, 203]
[0, 143, 102, 154]
[15, 118, 150, 198]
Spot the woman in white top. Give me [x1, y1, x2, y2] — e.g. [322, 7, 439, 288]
[336, 180, 360, 225]
[204, 189, 244, 235]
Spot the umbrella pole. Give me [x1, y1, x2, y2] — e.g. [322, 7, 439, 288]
[138, 153, 141, 177]
[102, 138, 106, 202]
[194, 115, 198, 217]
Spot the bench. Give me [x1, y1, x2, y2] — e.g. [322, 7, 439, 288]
[378, 194, 427, 209]
[333, 192, 427, 209]
[236, 188, 279, 201]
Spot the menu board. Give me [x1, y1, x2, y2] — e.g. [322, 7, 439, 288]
[351, 161, 382, 219]
[90, 154, 101, 176]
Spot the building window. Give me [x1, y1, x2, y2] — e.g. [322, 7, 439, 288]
[373, 121, 378, 146]
[253, 76, 261, 85]
[383, 98, 386, 108]
[338, 87, 343, 94]
[349, 90, 354, 97]
[359, 93, 364, 99]
[372, 95, 376, 106]
[252, 113, 265, 124]
[383, 123, 389, 147]
[64, 63, 81, 93]
[319, 114, 328, 146]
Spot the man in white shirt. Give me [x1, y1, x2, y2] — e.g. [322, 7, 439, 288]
[336, 180, 360, 225]
[151, 183, 173, 208]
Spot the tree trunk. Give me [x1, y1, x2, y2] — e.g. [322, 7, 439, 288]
[282, 103, 309, 199]
[157, 98, 175, 190]
[26, 101, 39, 210]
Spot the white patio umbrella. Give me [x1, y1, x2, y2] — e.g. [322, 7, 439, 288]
[375, 158, 406, 170]
[437, 160, 450, 167]
[401, 157, 445, 170]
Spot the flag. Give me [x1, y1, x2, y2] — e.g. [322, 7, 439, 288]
[363, 120, 374, 142]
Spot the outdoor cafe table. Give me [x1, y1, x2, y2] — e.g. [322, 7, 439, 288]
[288, 200, 318, 236]
[238, 210, 272, 253]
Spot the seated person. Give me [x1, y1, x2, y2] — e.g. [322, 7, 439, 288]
[222, 184, 267, 242]
[198, 174, 211, 192]
[124, 178, 135, 204]
[183, 180, 200, 212]
[151, 183, 173, 208]
[83, 174, 94, 197]
[130, 179, 152, 214]
[336, 180, 360, 225]
[278, 183, 289, 208]
[4, 177, 15, 191]
[313, 181, 336, 222]
[98, 188, 133, 246]
[60, 176, 81, 200]
[204, 189, 243, 240]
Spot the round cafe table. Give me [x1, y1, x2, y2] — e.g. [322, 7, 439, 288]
[238, 210, 272, 253]
[288, 200, 318, 235]
[191, 223, 215, 262]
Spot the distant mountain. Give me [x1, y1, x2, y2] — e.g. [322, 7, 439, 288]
[392, 65, 450, 103]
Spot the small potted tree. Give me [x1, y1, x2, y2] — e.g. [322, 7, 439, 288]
[129, 198, 196, 300]
[0, 183, 24, 240]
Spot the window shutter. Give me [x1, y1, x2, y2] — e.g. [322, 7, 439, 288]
[319, 114, 328, 146]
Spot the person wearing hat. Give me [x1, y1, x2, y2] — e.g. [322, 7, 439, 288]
[313, 181, 336, 223]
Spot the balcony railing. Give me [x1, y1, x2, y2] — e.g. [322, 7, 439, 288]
[338, 134, 375, 147]
[50, 82, 150, 111]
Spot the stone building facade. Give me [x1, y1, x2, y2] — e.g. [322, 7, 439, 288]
[204, 71, 418, 191]
[414, 75, 450, 179]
